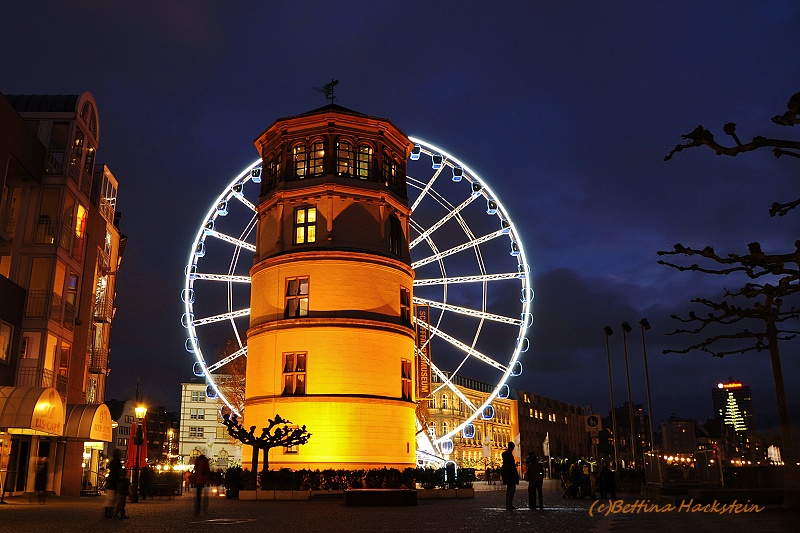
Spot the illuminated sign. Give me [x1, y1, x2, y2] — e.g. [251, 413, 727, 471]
[719, 382, 743, 389]
[415, 306, 431, 397]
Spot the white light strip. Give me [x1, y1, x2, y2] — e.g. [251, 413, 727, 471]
[409, 194, 478, 249]
[205, 230, 256, 252]
[413, 297, 520, 325]
[192, 308, 251, 327]
[420, 321, 506, 371]
[193, 273, 252, 283]
[414, 272, 520, 286]
[411, 229, 505, 269]
[206, 346, 248, 373]
[233, 192, 256, 212]
[409, 161, 446, 213]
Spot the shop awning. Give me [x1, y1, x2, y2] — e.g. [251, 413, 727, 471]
[0, 387, 65, 436]
[64, 403, 113, 442]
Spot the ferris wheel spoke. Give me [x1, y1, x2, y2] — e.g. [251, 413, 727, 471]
[232, 192, 257, 212]
[409, 195, 480, 250]
[191, 308, 251, 327]
[413, 297, 521, 326]
[420, 322, 507, 371]
[411, 229, 506, 269]
[193, 273, 251, 283]
[414, 272, 520, 286]
[409, 162, 447, 213]
[204, 230, 256, 252]
[206, 345, 247, 373]
[424, 358, 479, 412]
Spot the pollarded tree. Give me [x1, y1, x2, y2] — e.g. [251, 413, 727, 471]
[660, 91, 800, 509]
[221, 413, 311, 475]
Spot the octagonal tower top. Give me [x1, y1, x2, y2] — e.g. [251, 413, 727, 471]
[253, 104, 411, 201]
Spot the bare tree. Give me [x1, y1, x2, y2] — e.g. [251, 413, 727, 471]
[215, 338, 247, 416]
[661, 91, 800, 509]
[221, 413, 311, 474]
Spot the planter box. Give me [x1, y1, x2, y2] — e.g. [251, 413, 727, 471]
[456, 488, 475, 499]
[344, 489, 417, 506]
[310, 490, 344, 500]
[239, 490, 257, 500]
[439, 488, 457, 499]
[417, 489, 439, 499]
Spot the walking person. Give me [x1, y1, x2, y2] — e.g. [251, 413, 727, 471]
[193, 452, 211, 516]
[525, 451, 545, 509]
[500, 441, 519, 510]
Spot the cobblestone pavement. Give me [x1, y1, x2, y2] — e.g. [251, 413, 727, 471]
[0, 481, 797, 532]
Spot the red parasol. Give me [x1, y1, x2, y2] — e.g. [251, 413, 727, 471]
[125, 418, 148, 470]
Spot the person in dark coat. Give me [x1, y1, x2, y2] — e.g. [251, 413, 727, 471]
[599, 461, 617, 499]
[525, 451, 545, 509]
[500, 442, 519, 510]
[193, 453, 212, 515]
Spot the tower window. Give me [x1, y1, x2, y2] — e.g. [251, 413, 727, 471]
[401, 358, 412, 400]
[337, 141, 353, 176]
[309, 140, 325, 176]
[294, 206, 316, 244]
[400, 287, 411, 326]
[284, 277, 309, 318]
[282, 352, 307, 395]
[292, 144, 307, 178]
[389, 215, 403, 256]
[356, 144, 373, 179]
[382, 151, 398, 190]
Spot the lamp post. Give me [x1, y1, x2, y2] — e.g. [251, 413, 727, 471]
[131, 405, 147, 503]
[603, 326, 619, 470]
[639, 318, 655, 453]
[621, 321, 637, 469]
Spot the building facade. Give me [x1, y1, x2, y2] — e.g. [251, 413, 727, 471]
[245, 104, 416, 470]
[179, 379, 241, 468]
[0, 92, 123, 496]
[516, 390, 587, 467]
[425, 372, 518, 473]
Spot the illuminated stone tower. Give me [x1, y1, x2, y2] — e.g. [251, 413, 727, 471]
[246, 104, 416, 469]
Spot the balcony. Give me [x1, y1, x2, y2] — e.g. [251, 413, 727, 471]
[89, 347, 109, 373]
[94, 293, 113, 323]
[45, 150, 65, 175]
[25, 290, 48, 318]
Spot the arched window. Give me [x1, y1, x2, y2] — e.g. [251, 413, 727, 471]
[309, 140, 325, 176]
[337, 140, 353, 176]
[441, 394, 448, 410]
[430, 396, 436, 409]
[356, 144, 372, 179]
[382, 151, 398, 190]
[442, 421, 449, 435]
[292, 144, 307, 178]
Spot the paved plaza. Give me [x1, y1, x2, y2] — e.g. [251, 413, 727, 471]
[1, 480, 797, 532]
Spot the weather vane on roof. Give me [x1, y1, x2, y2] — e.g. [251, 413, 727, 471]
[314, 79, 339, 104]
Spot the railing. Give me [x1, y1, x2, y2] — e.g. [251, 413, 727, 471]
[34, 218, 56, 244]
[80, 170, 92, 197]
[94, 293, 113, 322]
[25, 290, 48, 318]
[45, 150, 65, 174]
[0, 208, 15, 238]
[50, 293, 63, 323]
[15, 365, 54, 388]
[64, 302, 75, 329]
[56, 374, 68, 398]
[97, 250, 110, 272]
[89, 347, 109, 373]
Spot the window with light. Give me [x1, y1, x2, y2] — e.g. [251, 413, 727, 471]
[282, 352, 307, 395]
[294, 206, 316, 244]
[284, 277, 309, 318]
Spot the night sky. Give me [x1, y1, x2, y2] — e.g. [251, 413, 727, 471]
[3, 2, 799, 439]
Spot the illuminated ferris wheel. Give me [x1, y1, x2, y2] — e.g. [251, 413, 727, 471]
[182, 137, 533, 454]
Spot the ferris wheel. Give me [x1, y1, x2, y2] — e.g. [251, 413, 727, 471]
[182, 137, 533, 453]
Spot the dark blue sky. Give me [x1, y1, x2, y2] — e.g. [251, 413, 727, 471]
[3, 1, 800, 437]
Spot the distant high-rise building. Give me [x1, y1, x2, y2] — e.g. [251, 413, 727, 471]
[712, 381, 755, 433]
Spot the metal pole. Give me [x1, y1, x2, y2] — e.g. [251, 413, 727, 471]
[621, 321, 637, 469]
[132, 422, 141, 503]
[639, 318, 655, 452]
[603, 327, 619, 470]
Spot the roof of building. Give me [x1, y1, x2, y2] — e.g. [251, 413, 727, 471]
[4, 94, 80, 113]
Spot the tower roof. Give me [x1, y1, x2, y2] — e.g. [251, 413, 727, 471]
[5, 94, 80, 113]
[257, 103, 407, 142]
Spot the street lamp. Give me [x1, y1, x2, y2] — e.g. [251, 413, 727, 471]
[603, 326, 619, 470]
[131, 404, 147, 503]
[621, 321, 637, 469]
[639, 318, 655, 453]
